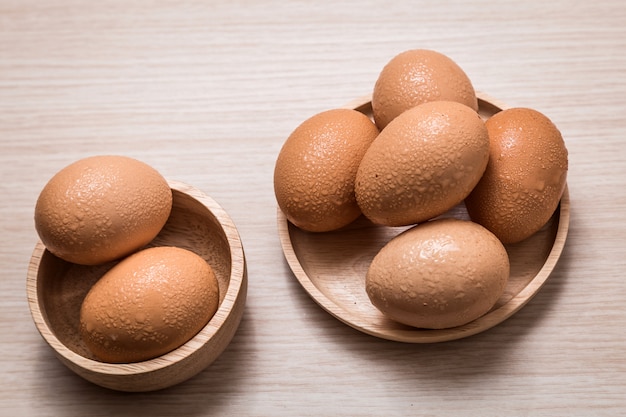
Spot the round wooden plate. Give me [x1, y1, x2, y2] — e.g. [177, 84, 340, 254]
[277, 92, 570, 343]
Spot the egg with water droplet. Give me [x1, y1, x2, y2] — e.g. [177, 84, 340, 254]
[465, 108, 568, 243]
[371, 49, 478, 129]
[79, 246, 219, 363]
[355, 101, 489, 226]
[34, 155, 172, 265]
[366, 218, 509, 329]
[274, 109, 379, 232]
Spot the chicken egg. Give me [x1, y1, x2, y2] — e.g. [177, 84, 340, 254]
[79, 246, 220, 363]
[355, 100, 489, 227]
[274, 109, 379, 232]
[372, 49, 478, 129]
[34, 155, 172, 265]
[366, 218, 510, 329]
[465, 108, 568, 243]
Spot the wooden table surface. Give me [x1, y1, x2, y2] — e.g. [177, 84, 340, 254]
[1, 0, 625, 415]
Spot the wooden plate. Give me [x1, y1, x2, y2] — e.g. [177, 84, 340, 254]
[277, 92, 570, 343]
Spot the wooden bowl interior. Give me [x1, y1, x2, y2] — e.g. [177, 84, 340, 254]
[28, 180, 246, 391]
[278, 93, 570, 342]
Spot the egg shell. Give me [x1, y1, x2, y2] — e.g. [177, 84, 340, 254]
[34, 155, 173, 265]
[372, 49, 478, 129]
[366, 218, 510, 329]
[465, 108, 568, 244]
[79, 246, 220, 363]
[355, 100, 489, 227]
[274, 108, 379, 232]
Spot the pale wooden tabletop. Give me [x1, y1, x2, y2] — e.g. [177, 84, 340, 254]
[1, 0, 625, 415]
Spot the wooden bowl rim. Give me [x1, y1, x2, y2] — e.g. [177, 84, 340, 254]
[27, 179, 246, 375]
[277, 92, 571, 343]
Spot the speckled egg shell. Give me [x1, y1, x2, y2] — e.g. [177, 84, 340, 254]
[366, 218, 510, 329]
[355, 101, 489, 227]
[465, 108, 568, 244]
[274, 108, 379, 232]
[34, 155, 172, 265]
[79, 246, 219, 363]
[372, 49, 478, 129]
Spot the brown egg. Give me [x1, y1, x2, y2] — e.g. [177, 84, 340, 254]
[366, 218, 509, 329]
[79, 246, 220, 363]
[465, 108, 568, 244]
[34, 155, 172, 265]
[372, 49, 478, 129]
[355, 101, 489, 227]
[274, 108, 379, 232]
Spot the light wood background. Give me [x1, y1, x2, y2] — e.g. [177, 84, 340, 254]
[1, 0, 625, 415]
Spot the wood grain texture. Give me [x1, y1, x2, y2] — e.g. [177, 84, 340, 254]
[1, 0, 625, 415]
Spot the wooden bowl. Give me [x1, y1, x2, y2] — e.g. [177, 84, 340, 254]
[27, 180, 247, 391]
[277, 92, 570, 343]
